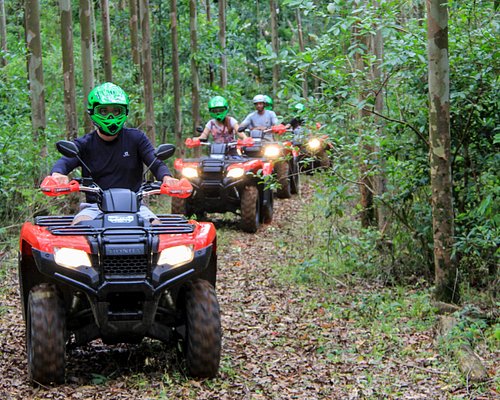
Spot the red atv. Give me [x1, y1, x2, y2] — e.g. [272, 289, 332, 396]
[293, 123, 332, 173]
[171, 137, 274, 233]
[18, 141, 221, 385]
[241, 124, 300, 198]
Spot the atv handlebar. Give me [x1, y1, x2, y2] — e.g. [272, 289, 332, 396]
[40, 176, 193, 199]
[185, 137, 254, 149]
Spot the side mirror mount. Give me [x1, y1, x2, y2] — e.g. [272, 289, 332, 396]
[196, 125, 204, 133]
[56, 140, 80, 158]
[155, 144, 176, 161]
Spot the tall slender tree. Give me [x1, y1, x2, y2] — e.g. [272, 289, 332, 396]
[205, 0, 214, 86]
[190, 0, 200, 137]
[218, 0, 227, 87]
[101, 0, 112, 82]
[170, 0, 182, 148]
[25, 0, 47, 161]
[60, 0, 78, 140]
[129, 0, 141, 83]
[139, 0, 155, 143]
[0, 0, 7, 67]
[270, 0, 279, 95]
[79, 0, 95, 133]
[296, 9, 307, 98]
[426, 0, 458, 302]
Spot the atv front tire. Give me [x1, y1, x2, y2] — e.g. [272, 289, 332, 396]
[184, 280, 221, 378]
[240, 185, 260, 233]
[27, 284, 66, 385]
[275, 161, 292, 199]
[290, 158, 300, 195]
[171, 196, 187, 214]
[261, 189, 274, 224]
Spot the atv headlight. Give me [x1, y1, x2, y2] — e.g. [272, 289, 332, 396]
[182, 167, 198, 179]
[308, 138, 321, 150]
[54, 248, 92, 269]
[227, 167, 245, 179]
[158, 245, 194, 267]
[264, 145, 280, 158]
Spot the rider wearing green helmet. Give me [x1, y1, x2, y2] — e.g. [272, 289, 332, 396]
[87, 82, 130, 136]
[51, 82, 179, 224]
[264, 95, 273, 111]
[193, 96, 247, 144]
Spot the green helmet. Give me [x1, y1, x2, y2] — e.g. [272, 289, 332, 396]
[264, 95, 273, 110]
[87, 82, 129, 135]
[208, 96, 229, 121]
[294, 103, 305, 113]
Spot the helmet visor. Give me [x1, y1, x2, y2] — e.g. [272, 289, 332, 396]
[95, 104, 127, 118]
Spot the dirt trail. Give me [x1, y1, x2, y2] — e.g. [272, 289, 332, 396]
[0, 182, 491, 399]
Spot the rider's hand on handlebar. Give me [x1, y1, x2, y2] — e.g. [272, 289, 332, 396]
[163, 175, 180, 186]
[185, 137, 201, 148]
[51, 172, 69, 185]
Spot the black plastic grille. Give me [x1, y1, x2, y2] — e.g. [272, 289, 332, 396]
[103, 255, 148, 276]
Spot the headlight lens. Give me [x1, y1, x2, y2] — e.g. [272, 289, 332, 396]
[227, 167, 245, 179]
[182, 167, 198, 179]
[264, 145, 280, 158]
[54, 248, 92, 269]
[308, 138, 321, 150]
[158, 245, 194, 267]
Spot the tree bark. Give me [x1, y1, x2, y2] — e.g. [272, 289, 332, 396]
[60, 0, 78, 140]
[296, 9, 307, 98]
[205, 0, 214, 86]
[0, 0, 7, 66]
[79, 0, 94, 133]
[101, 0, 112, 82]
[139, 0, 155, 144]
[218, 0, 227, 87]
[190, 0, 200, 144]
[270, 0, 280, 96]
[25, 0, 47, 160]
[129, 0, 141, 83]
[171, 0, 182, 149]
[426, 0, 458, 303]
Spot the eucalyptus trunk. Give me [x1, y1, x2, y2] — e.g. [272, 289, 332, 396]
[139, 0, 155, 144]
[296, 9, 307, 98]
[426, 0, 458, 303]
[60, 0, 78, 140]
[129, 0, 141, 83]
[270, 0, 279, 96]
[79, 0, 94, 133]
[170, 0, 182, 148]
[25, 0, 47, 161]
[101, 0, 112, 82]
[190, 0, 200, 142]
[218, 0, 227, 87]
[205, 0, 214, 86]
[0, 0, 7, 66]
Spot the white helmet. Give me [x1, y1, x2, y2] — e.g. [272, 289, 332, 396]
[252, 94, 266, 104]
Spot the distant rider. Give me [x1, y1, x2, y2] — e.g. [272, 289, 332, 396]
[239, 94, 279, 142]
[50, 82, 179, 224]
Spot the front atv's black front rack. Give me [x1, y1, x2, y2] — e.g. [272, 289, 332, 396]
[34, 214, 195, 236]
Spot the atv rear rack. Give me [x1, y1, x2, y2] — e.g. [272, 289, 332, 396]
[34, 214, 195, 235]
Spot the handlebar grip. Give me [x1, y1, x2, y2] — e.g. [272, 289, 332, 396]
[185, 138, 201, 148]
[271, 124, 288, 135]
[40, 176, 80, 197]
[160, 178, 193, 198]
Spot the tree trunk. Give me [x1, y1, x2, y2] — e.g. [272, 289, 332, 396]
[171, 0, 182, 149]
[270, 0, 279, 96]
[0, 0, 7, 66]
[60, 0, 78, 140]
[129, 0, 141, 83]
[353, 1, 375, 228]
[296, 9, 307, 98]
[205, 0, 214, 86]
[25, 0, 47, 161]
[139, 0, 155, 144]
[101, 0, 112, 82]
[79, 0, 94, 133]
[426, 0, 458, 303]
[190, 0, 200, 145]
[372, 1, 388, 232]
[218, 0, 227, 87]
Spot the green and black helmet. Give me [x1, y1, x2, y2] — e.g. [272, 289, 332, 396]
[87, 82, 130, 135]
[208, 96, 229, 121]
[264, 95, 273, 110]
